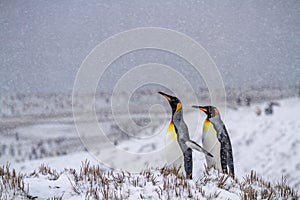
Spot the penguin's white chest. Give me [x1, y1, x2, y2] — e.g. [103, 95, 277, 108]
[202, 120, 222, 170]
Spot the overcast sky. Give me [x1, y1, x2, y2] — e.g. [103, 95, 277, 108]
[1, 1, 299, 94]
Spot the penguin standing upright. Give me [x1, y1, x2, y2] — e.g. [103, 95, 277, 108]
[158, 92, 213, 179]
[192, 105, 234, 176]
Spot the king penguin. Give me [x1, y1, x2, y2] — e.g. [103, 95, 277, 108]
[158, 92, 213, 179]
[192, 105, 234, 176]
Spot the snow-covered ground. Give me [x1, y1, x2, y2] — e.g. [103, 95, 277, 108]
[117, 97, 300, 188]
[227, 97, 300, 188]
[0, 95, 299, 199]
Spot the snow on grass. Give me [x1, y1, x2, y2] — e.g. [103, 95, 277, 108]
[0, 161, 298, 199]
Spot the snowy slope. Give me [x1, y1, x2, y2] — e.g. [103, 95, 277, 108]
[1, 160, 298, 199]
[225, 97, 300, 188]
[1, 97, 300, 199]
[118, 97, 300, 188]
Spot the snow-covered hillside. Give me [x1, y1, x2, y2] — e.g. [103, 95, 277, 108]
[227, 98, 300, 188]
[1, 96, 300, 199]
[1, 161, 298, 199]
[117, 97, 300, 189]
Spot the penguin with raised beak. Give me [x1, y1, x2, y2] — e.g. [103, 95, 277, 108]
[159, 92, 213, 179]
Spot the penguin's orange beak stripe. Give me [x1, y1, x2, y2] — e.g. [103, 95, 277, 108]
[162, 94, 171, 101]
[199, 107, 207, 112]
[192, 106, 207, 112]
[158, 91, 172, 101]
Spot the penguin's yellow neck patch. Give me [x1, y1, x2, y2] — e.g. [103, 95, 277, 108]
[203, 119, 216, 135]
[167, 122, 177, 139]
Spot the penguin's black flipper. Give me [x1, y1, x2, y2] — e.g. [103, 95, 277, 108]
[185, 140, 213, 157]
[184, 148, 193, 179]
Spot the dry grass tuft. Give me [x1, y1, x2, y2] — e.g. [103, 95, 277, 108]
[1, 161, 298, 199]
[0, 163, 32, 199]
[239, 170, 298, 200]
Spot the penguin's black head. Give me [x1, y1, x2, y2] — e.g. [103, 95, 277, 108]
[192, 105, 219, 118]
[158, 91, 182, 115]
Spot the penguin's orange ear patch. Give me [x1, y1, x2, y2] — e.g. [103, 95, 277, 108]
[214, 108, 219, 115]
[175, 103, 182, 113]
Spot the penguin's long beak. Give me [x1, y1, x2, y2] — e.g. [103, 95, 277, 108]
[192, 106, 207, 113]
[158, 91, 171, 101]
